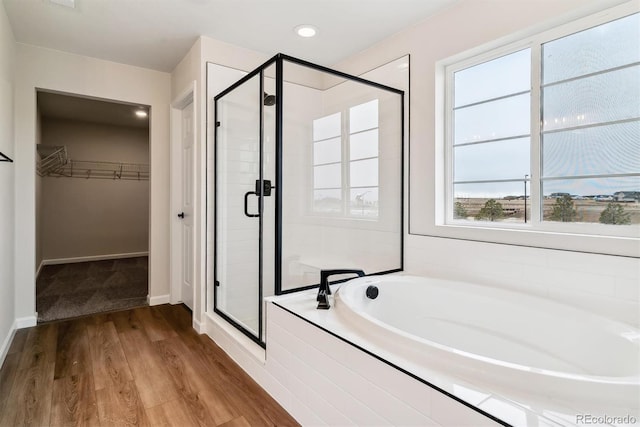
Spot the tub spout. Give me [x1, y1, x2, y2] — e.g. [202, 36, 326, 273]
[317, 269, 365, 310]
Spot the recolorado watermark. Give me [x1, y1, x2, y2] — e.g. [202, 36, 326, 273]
[576, 414, 638, 425]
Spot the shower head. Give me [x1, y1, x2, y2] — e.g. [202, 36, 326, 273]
[263, 92, 276, 106]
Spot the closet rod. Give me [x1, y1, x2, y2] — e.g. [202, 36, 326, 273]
[0, 152, 13, 163]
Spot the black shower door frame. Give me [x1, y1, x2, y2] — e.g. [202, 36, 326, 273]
[213, 53, 405, 346]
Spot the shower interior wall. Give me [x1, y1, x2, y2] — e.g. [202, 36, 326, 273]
[281, 60, 404, 292]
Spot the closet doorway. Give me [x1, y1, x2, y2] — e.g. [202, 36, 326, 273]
[35, 91, 150, 322]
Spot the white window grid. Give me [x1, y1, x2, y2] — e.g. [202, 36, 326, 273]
[443, 6, 640, 239]
[312, 106, 380, 218]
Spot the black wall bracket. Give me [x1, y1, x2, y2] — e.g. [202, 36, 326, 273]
[0, 152, 13, 163]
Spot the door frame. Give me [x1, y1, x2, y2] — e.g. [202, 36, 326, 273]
[212, 71, 268, 346]
[170, 81, 197, 306]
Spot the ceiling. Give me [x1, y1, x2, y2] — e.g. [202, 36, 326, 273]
[38, 91, 150, 128]
[3, 0, 458, 72]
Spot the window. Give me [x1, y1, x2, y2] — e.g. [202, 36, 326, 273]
[447, 11, 640, 235]
[313, 100, 379, 218]
[312, 112, 343, 213]
[349, 100, 379, 217]
[452, 49, 532, 224]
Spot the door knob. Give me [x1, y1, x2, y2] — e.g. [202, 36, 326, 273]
[178, 212, 185, 219]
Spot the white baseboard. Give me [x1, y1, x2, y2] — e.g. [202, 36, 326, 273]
[0, 321, 17, 369]
[148, 294, 170, 306]
[1, 315, 38, 368]
[36, 260, 44, 279]
[42, 252, 149, 266]
[192, 316, 205, 334]
[15, 316, 37, 329]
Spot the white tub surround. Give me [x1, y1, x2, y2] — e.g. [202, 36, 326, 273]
[266, 300, 500, 426]
[268, 275, 640, 427]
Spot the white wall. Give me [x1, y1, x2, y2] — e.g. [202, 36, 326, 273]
[0, 0, 16, 365]
[40, 119, 149, 261]
[333, 0, 639, 326]
[35, 106, 42, 272]
[14, 44, 171, 321]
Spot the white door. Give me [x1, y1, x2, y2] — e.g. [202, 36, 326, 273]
[179, 101, 195, 309]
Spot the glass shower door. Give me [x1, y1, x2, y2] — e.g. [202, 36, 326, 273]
[211, 54, 403, 342]
[214, 74, 263, 339]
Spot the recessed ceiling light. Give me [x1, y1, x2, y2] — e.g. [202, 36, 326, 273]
[135, 110, 148, 118]
[294, 25, 318, 38]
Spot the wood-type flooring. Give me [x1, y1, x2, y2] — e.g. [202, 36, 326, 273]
[0, 304, 299, 427]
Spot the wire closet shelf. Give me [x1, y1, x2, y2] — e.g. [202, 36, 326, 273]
[37, 145, 149, 181]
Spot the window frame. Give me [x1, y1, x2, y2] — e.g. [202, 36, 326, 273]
[442, 5, 639, 241]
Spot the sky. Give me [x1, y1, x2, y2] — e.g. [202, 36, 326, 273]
[452, 13, 639, 199]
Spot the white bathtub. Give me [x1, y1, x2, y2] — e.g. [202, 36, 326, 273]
[335, 275, 640, 409]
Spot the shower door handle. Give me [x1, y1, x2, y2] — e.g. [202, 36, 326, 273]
[244, 191, 260, 218]
[244, 180, 274, 218]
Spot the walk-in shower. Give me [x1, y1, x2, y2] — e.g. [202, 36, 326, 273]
[213, 54, 404, 345]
